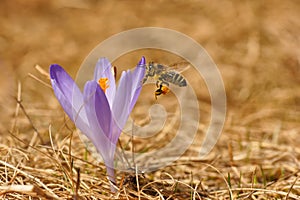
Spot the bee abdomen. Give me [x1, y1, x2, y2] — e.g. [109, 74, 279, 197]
[178, 79, 187, 87]
[174, 75, 187, 87]
[161, 71, 187, 87]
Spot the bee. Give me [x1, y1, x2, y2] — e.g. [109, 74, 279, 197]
[142, 62, 188, 99]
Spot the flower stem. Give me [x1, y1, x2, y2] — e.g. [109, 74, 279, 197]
[106, 164, 117, 192]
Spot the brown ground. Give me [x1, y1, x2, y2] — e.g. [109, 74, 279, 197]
[0, 0, 300, 199]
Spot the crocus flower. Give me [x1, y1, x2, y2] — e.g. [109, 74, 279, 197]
[50, 57, 146, 191]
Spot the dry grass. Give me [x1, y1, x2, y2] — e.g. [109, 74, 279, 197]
[1, 0, 300, 199]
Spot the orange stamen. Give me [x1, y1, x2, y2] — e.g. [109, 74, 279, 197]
[98, 78, 109, 93]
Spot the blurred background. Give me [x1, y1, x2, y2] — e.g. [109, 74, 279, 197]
[0, 0, 299, 156]
[0, 1, 300, 198]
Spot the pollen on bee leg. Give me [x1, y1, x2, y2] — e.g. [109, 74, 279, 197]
[154, 85, 170, 100]
[161, 86, 170, 94]
[98, 78, 109, 93]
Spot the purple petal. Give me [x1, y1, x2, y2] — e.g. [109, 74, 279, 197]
[50, 64, 89, 134]
[94, 81, 113, 140]
[93, 58, 116, 107]
[83, 81, 115, 159]
[129, 57, 146, 111]
[111, 70, 132, 141]
[110, 57, 146, 142]
[138, 56, 146, 66]
[83, 81, 117, 188]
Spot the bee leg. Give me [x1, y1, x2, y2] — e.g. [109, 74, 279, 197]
[154, 84, 163, 99]
[154, 90, 159, 99]
[142, 77, 147, 84]
[156, 80, 161, 88]
[159, 84, 163, 90]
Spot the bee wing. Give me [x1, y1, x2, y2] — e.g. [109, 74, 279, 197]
[167, 61, 191, 73]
